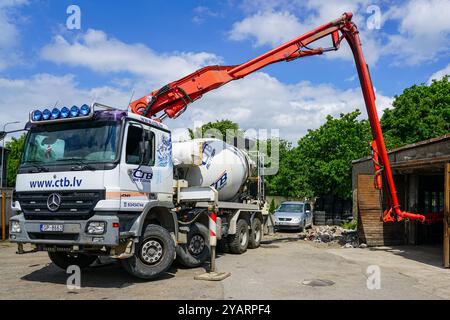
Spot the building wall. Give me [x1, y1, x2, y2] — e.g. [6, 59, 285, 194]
[352, 136, 450, 246]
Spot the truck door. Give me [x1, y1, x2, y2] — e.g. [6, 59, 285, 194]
[119, 122, 172, 211]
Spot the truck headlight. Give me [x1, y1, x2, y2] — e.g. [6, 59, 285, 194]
[10, 221, 21, 234]
[86, 222, 106, 235]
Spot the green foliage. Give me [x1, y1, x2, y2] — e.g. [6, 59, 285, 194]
[341, 219, 357, 230]
[295, 110, 372, 199]
[266, 110, 372, 199]
[268, 198, 277, 214]
[381, 76, 450, 148]
[189, 120, 243, 140]
[264, 139, 303, 197]
[6, 134, 26, 187]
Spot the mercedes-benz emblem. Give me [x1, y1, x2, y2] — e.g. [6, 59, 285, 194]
[47, 193, 61, 212]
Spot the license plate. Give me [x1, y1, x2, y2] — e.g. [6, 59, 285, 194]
[40, 224, 64, 233]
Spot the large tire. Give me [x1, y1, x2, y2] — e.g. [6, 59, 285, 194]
[248, 217, 262, 249]
[228, 219, 249, 254]
[48, 252, 97, 270]
[176, 223, 210, 268]
[121, 224, 175, 280]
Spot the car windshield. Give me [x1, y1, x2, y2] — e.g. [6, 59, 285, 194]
[277, 203, 304, 212]
[21, 121, 121, 166]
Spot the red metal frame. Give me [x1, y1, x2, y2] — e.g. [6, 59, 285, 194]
[130, 12, 426, 223]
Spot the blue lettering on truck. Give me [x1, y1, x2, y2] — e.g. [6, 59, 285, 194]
[29, 177, 83, 189]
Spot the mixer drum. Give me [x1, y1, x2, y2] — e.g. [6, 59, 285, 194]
[172, 139, 251, 201]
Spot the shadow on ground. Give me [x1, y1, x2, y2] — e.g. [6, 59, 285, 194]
[21, 260, 183, 288]
[260, 231, 303, 247]
[368, 244, 445, 268]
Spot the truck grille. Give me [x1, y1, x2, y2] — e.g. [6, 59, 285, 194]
[17, 190, 105, 221]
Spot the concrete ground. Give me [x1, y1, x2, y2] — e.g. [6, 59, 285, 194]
[1, 233, 449, 300]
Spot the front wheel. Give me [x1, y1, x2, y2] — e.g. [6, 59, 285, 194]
[48, 252, 97, 270]
[121, 224, 175, 280]
[176, 223, 210, 268]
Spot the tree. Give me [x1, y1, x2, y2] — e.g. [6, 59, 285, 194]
[294, 110, 372, 199]
[6, 134, 26, 187]
[264, 139, 304, 197]
[189, 119, 242, 140]
[381, 76, 450, 148]
[266, 110, 372, 199]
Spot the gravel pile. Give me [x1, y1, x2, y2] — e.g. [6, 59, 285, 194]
[298, 226, 363, 248]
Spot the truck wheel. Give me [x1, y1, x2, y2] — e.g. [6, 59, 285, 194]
[176, 223, 210, 268]
[48, 252, 97, 270]
[121, 224, 175, 280]
[228, 219, 249, 254]
[248, 217, 262, 249]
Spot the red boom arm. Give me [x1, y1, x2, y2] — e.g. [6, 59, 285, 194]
[130, 12, 425, 223]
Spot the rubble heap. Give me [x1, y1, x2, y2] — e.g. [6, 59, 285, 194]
[298, 226, 363, 248]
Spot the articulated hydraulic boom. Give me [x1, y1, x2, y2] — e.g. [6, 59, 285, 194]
[130, 12, 426, 223]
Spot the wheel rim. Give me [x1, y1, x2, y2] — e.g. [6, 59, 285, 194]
[140, 239, 164, 265]
[254, 224, 261, 243]
[240, 229, 248, 247]
[188, 234, 206, 256]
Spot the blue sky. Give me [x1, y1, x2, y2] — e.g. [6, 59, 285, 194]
[1, 0, 449, 142]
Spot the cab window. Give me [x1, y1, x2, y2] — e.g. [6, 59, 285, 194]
[125, 125, 155, 165]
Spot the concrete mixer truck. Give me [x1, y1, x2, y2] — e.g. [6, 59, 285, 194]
[9, 12, 426, 280]
[9, 104, 268, 279]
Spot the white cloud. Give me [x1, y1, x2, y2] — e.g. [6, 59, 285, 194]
[170, 72, 393, 143]
[41, 29, 223, 86]
[0, 73, 130, 126]
[192, 6, 220, 24]
[228, 1, 382, 65]
[428, 63, 450, 84]
[230, 0, 450, 66]
[0, 71, 393, 144]
[0, 0, 27, 70]
[30, 24, 393, 144]
[229, 11, 308, 47]
[380, 0, 450, 65]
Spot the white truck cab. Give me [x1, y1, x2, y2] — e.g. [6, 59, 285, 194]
[9, 103, 269, 279]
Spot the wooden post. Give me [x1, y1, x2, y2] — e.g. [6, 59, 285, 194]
[1, 191, 6, 241]
[444, 163, 450, 268]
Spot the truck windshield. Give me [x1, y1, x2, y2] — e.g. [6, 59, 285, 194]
[21, 121, 121, 166]
[277, 204, 304, 212]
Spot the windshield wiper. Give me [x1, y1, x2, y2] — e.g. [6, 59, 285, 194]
[56, 158, 97, 171]
[24, 161, 49, 173]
